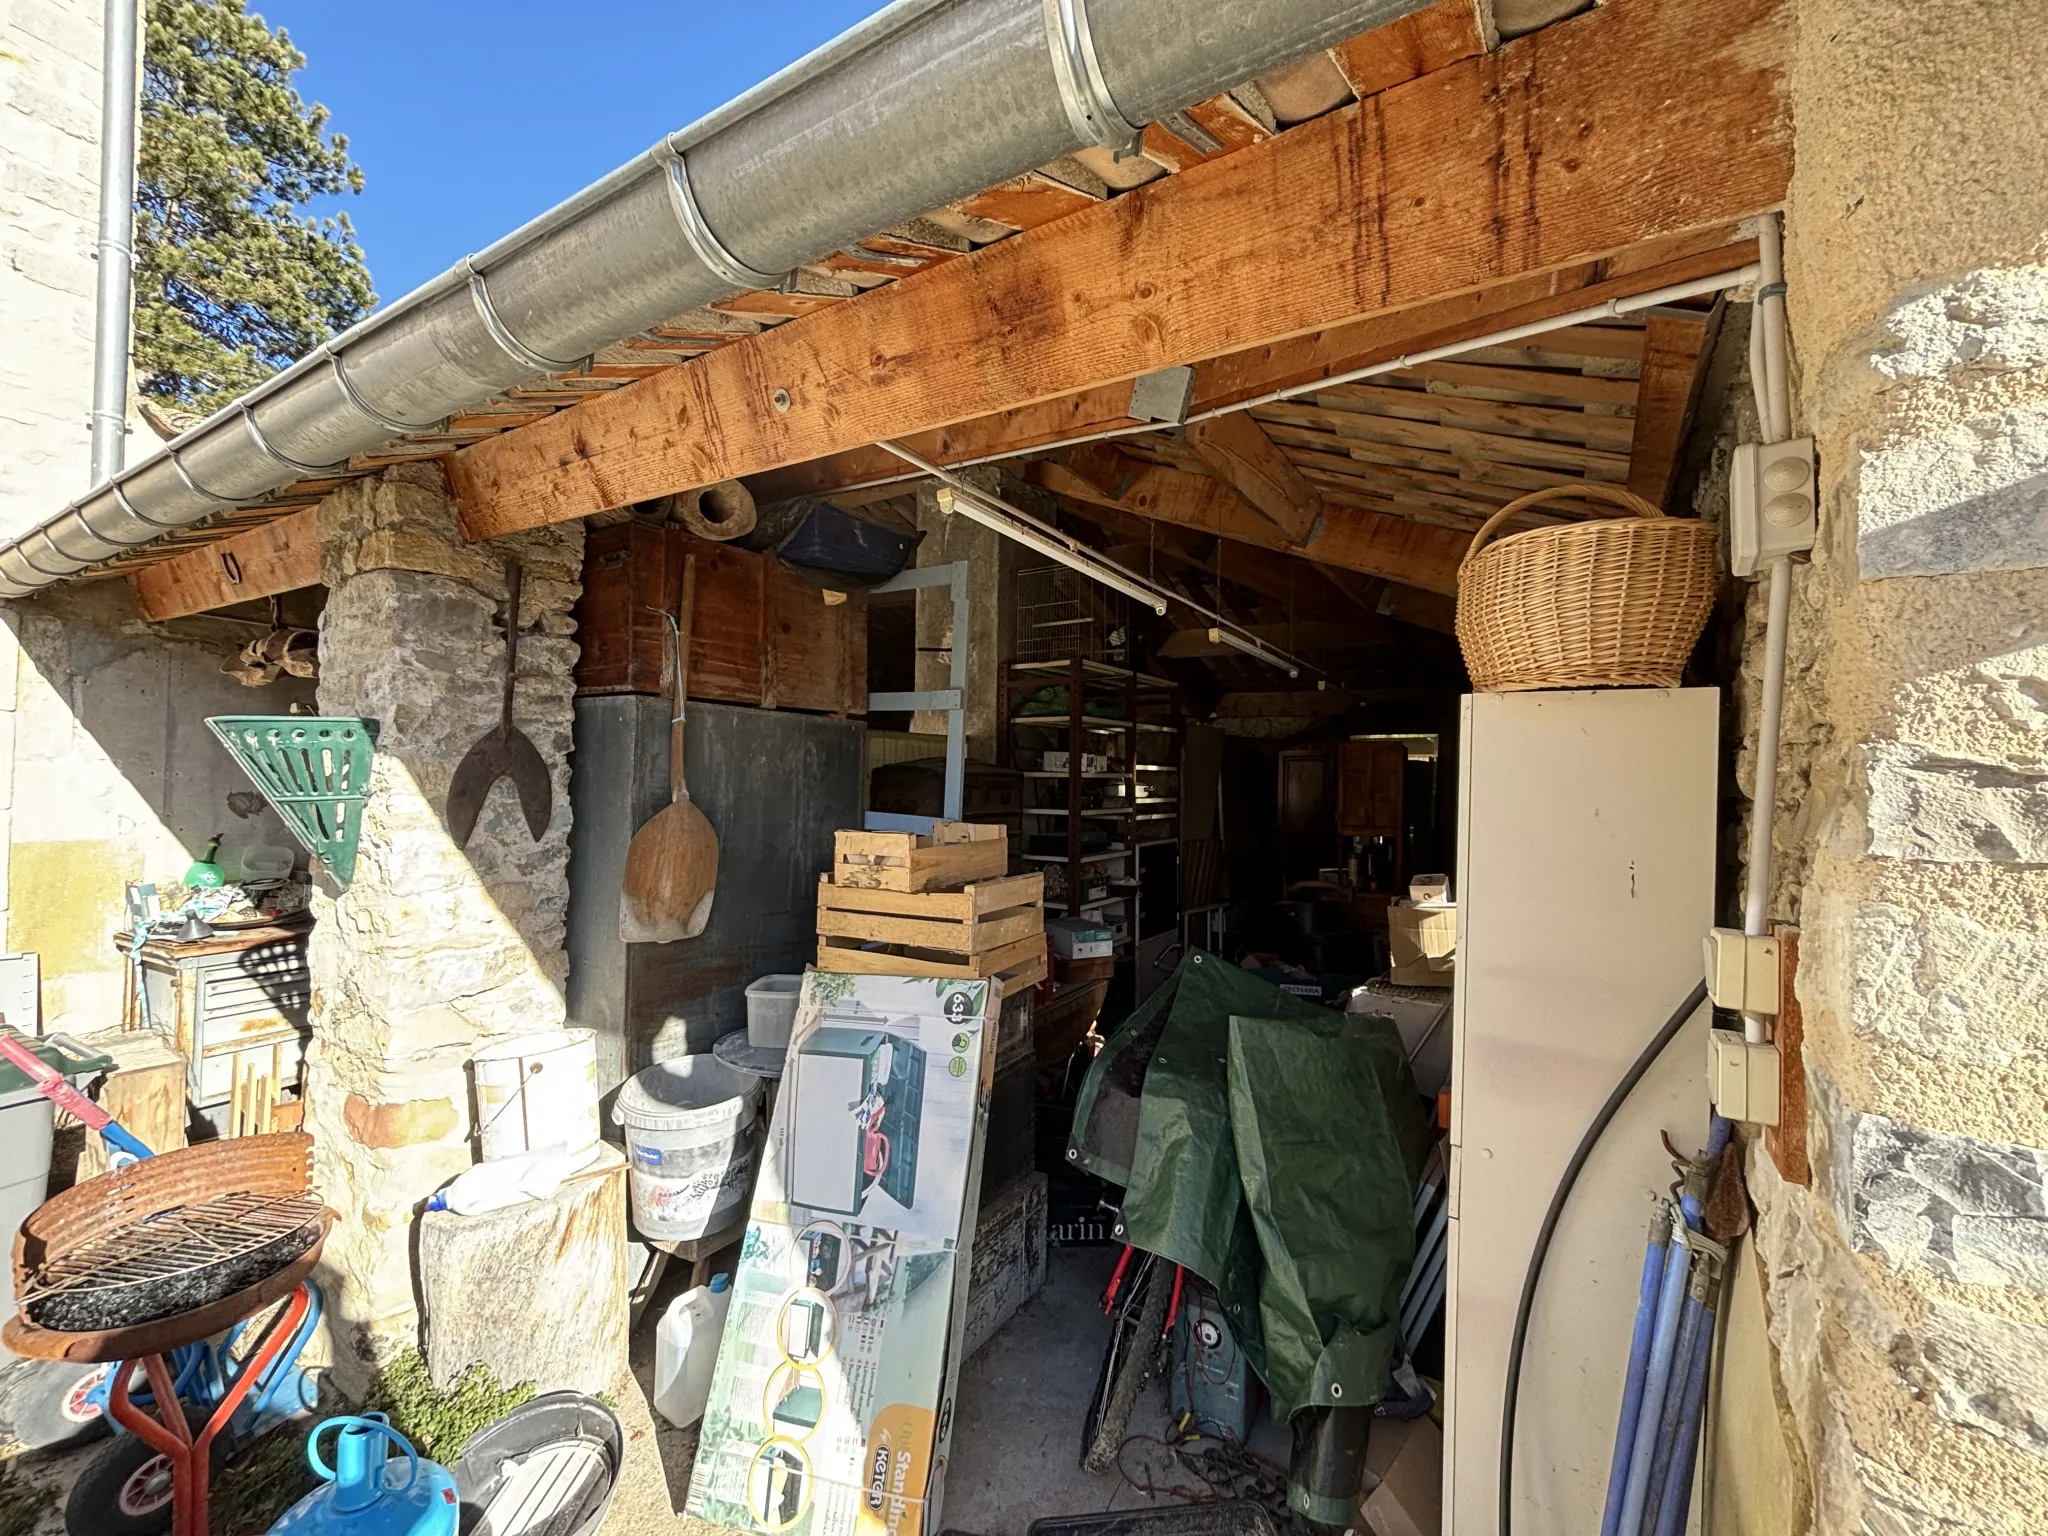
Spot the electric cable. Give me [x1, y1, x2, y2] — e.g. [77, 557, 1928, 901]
[1497, 979, 1710, 1536]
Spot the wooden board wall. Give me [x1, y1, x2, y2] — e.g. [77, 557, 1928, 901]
[572, 522, 865, 716]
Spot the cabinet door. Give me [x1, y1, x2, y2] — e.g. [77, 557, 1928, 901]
[1337, 740, 1405, 836]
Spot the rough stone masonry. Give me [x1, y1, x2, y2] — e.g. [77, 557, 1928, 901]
[304, 463, 583, 1387]
[1734, 1, 2048, 1530]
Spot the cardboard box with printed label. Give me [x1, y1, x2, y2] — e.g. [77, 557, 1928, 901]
[1047, 919, 1114, 961]
[687, 971, 996, 1536]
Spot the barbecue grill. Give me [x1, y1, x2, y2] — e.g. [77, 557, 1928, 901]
[4, 1132, 334, 1536]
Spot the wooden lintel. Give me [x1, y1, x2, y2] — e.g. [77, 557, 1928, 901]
[130, 507, 322, 621]
[450, 0, 1791, 539]
[1625, 305, 1716, 508]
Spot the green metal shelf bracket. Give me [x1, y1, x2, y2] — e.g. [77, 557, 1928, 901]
[206, 715, 379, 890]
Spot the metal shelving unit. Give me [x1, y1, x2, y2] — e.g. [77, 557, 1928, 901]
[1005, 658, 1181, 947]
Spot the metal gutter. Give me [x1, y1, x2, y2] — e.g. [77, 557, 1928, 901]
[0, 0, 1432, 599]
[89, 0, 140, 484]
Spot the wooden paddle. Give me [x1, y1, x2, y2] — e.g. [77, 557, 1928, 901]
[620, 555, 720, 943]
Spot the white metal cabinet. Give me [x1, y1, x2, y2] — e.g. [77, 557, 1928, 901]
[1444, 690, 1717, 1536]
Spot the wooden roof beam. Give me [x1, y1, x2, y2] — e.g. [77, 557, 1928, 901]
[449, 0, 1790, 540]
[130, 507, 321, 621]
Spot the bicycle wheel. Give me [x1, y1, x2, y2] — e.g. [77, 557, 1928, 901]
[1082, 1260, 1170, 1474]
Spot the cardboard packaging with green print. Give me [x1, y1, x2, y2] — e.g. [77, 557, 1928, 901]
[686, 970, 998, 1536]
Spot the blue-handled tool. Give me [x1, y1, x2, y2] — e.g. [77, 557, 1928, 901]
[0, 1031, 151, 1164]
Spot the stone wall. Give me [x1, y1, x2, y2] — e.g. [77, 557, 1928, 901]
[0, 0, 102, 538]
[305, 463, 583, 1386]
[0, 0, 300, 1029]
[1735, 2, 2048, 1530]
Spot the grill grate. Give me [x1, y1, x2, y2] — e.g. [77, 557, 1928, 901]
[21, 1190, 325, 1332]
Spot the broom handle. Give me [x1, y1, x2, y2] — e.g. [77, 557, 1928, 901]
[671, 555, 697, 804]
[0, 1034, 152, 1162]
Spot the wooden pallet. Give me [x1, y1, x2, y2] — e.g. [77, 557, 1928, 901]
[816, 873, 1044, 952]
[816, 931, 1048, 998]
[832, 821, 1007, 892]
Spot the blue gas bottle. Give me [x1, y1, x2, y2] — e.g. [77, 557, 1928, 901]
[267, 1414, 459, 1536]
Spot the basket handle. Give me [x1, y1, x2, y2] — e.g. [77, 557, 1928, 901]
[1460, 484, 1668, 572]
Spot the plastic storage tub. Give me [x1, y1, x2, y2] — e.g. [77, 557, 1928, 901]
[613, 1055, 763, 1241]
[744, 975, 803, 1050]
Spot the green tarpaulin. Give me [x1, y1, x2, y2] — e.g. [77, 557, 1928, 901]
[1070, 951, 1431, 1421]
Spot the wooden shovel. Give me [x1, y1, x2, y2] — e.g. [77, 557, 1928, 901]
[621, 555, 719, 943]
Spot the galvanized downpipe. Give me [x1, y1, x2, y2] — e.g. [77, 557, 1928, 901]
[89, 0, 141, 484]
[0, 0, 1431, 598]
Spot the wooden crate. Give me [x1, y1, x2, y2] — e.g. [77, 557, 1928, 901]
[816, 932, 1048, 997]
[816, 873, 1043, 953]
[832, 822, 1007, 892]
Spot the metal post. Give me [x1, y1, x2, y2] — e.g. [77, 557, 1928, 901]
[90, 0, 141, 484]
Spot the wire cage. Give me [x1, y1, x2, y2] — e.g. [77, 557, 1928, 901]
[1013, 564, 1133, 665]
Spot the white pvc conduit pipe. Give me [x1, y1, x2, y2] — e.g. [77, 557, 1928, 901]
[1742, 215, 1794, 1046]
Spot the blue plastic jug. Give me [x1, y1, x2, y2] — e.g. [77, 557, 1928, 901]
[267, 1414, 459, 1536]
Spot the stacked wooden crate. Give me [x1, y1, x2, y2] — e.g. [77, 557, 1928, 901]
[817, 823, 1048, 996]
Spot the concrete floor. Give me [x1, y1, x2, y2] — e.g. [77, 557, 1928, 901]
[943, 1244, 1177, 1536]
[605, 1242, 1200, 1535]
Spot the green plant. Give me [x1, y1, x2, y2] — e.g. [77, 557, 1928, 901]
[0, 1460, 56, 1536]
[211, 1422, 318, 1536]
[360, 1350, 534, 1465]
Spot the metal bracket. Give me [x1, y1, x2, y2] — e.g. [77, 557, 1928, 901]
[330, 353, 443, 436]
[1043, 0, 1144, 157]
[239, 404, 347, 477]
[664, 155, 789, 292]
[865, 561, 971, 828]
[466, 259, 587, 375]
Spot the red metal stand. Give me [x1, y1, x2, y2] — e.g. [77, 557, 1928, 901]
[103, 1283, 314, 1536]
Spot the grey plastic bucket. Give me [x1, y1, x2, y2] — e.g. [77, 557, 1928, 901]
[613, 1055, 763, 1242]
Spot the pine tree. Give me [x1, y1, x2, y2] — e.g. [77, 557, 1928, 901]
[135, 0, 375, 411]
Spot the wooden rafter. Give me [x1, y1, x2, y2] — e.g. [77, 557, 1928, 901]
[1184, 412, 1327, 545]
[1034, 446, 1471, 594]
[449, 0, 1791, 540]
[1625, 306, 1716, 507]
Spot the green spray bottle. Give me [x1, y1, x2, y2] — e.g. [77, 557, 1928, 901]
[183, 834, 226, 890]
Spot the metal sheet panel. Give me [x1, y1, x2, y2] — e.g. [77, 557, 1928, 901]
[566, 698, 863, 1090]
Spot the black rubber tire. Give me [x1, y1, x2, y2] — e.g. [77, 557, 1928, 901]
[0, 1358, 115, 1453]
[65, 1404, 222, 1536]
[1082, 1264, 1170, 1475]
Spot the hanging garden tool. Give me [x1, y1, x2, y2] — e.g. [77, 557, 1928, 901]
[620, 554, 719, 943]
[447, 560, 553, 848]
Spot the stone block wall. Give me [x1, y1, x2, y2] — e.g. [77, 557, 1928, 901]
[0, 0, 102, 540]
[1732, 2, 2048, 1530]
[305, 463, 583, 1386]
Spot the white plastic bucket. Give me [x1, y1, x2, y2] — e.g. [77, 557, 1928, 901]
[744, 974, 803, 1049]
[614, 1055, 763, 1242]
[472, 1028, 600, 1161]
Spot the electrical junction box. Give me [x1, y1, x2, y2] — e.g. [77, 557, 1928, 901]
[1710, 1031, 1782, 1125]
[1730, 437, 1818, 576]
[1703, 928, 1780, 1013]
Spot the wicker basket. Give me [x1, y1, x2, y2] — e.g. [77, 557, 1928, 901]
[1455, 484, 1716, 692]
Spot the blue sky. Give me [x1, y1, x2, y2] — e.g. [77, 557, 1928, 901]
[255, 1, 880, 303]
